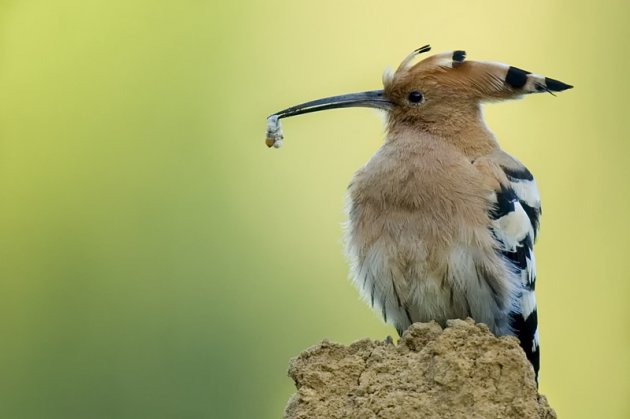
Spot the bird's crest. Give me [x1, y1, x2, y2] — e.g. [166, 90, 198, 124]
[386, 44, 572, 102]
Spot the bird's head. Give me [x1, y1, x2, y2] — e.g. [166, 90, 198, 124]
[266, 45, 572, 147]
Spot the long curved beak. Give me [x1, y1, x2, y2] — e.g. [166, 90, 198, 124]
[265, 90, 390, 148]
[269, 90, 391, 120]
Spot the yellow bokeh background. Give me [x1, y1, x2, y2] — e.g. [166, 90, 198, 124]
[1, 1, 628, 417]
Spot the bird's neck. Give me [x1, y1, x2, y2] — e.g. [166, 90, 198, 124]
[387, 105, 498, 158]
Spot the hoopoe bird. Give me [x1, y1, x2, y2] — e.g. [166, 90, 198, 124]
[266, 45, 572, 381]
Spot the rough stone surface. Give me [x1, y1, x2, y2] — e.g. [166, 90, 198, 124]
[284, 319, 556, 419]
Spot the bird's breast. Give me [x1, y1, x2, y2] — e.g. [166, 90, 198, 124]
[346, 136, 491, 257]
[343, 136, 512, 334]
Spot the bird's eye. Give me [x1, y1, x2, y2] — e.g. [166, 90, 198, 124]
[408, 91, 423, 104]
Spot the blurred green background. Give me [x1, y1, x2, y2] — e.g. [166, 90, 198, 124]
[0, 0, 627, 418]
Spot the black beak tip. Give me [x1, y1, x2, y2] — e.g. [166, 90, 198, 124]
[545, 77, 573, 92]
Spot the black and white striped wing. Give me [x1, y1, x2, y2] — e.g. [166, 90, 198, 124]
[489, 166, 541, 379]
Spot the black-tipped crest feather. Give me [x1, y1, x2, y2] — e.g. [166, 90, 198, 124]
[453, 50, 466, 62]
[545, 77, 573, 92]
[415, 44, 431, 54]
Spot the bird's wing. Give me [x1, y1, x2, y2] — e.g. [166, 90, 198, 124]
[488, 165, 541, 379]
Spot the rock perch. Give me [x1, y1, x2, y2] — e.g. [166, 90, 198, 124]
[284, 319, 555, 419]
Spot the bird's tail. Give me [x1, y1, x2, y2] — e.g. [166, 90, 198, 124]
[510, 291, 540, 384]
